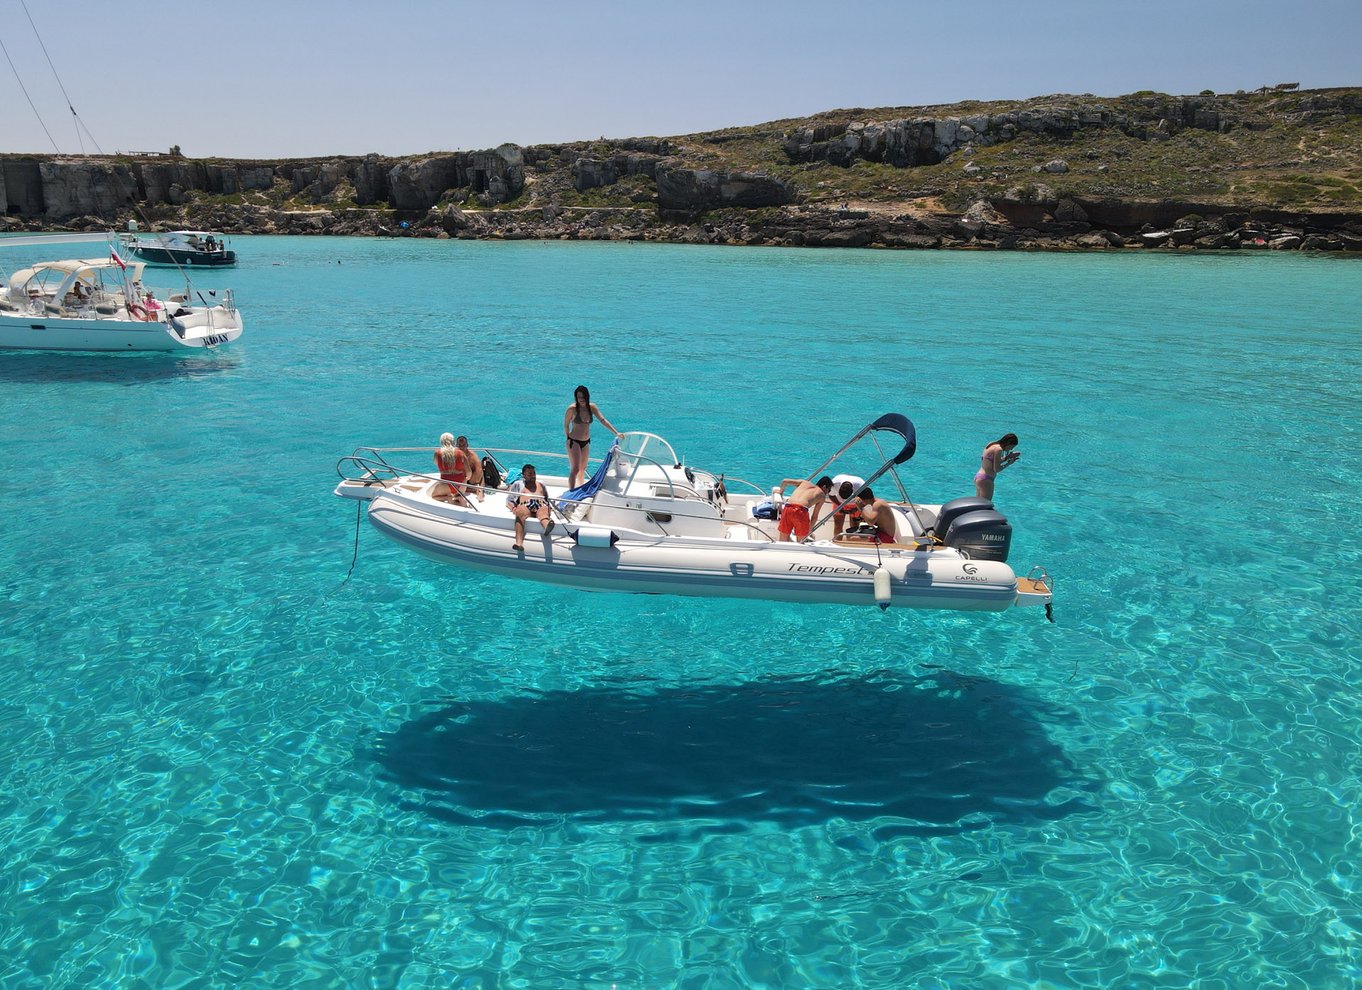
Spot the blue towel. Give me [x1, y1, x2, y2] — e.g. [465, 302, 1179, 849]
[557, 441, 618, 511]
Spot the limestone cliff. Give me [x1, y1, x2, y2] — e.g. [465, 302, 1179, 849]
[1, 145, 525, 219]
[4, 88, 1361, 252]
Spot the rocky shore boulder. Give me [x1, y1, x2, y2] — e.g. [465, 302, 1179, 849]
[0, 157, 44, 216]
[383, 146, 527, 210]
[388, 156, 463, 211]
[38, 159, 136, 218]
[655, 166, 795, 213]
[783, 95, 1249, 170]
[569, 151, 661, 192]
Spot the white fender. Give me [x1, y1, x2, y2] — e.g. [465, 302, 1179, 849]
[575, 526, 618, 548]
[873, 566, 891, 610]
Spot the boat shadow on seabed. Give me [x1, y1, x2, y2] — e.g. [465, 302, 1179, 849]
[372, 669, 1097, 837]
[0, 351, 241, 384]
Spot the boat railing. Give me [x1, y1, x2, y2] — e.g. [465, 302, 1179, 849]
[462, 443, 692, 505]
[613, 447, 682, 499]
[336, 450, 406, 486]
[720, 519, 778, 542]
[337, 445, 582, 520]
[336, 443, 760, 535]
[714, 475, 768, 498]
[336, 452, 504, 515]
[339, 445, 577, 477]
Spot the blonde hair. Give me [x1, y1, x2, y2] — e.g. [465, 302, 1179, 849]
[437, 433, 458, 470]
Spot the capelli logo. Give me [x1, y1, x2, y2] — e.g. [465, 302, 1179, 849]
[962, 563, 979, 575]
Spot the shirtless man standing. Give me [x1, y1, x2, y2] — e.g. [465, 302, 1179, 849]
[774, 476, 833, 543]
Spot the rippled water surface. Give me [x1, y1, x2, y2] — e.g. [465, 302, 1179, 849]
[2, 237, 1360, 988]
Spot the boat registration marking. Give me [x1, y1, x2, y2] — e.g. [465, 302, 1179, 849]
[787, 564, 864, 576]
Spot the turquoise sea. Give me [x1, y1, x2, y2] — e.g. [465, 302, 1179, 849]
[1, 236, 1360, 988]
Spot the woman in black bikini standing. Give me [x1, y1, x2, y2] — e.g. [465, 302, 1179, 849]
[564, 385, 620, 490]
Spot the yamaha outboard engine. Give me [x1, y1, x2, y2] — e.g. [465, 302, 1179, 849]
[931, 497, 994, 537]
[934, 496, 1012, 562]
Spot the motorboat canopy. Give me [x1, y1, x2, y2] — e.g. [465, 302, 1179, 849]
[806, 413, 916, 492]
[146, 231, 223, 249]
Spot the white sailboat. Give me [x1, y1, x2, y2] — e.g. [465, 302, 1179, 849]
[0, 246, 242, 351]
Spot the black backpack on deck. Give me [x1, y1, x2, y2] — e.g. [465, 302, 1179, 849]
[481, 456, 502, 491]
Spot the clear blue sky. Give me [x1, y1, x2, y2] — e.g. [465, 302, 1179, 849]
[3, 0, 1358, 159]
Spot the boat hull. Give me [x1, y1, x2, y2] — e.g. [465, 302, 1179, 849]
[130, 246, 236, 268]
[367, 495, 1026, 612]
[0, 312, 243, 351]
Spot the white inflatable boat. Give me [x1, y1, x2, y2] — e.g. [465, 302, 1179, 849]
[334, 415, 1053, 616]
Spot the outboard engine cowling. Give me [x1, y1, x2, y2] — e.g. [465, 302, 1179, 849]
[931, 497, 995, 538]
[941, 509, 1012, 562]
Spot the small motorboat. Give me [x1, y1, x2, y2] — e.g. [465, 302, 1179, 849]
[334, 415, 1054, 616]
[119, 230, 236, 267]
[0, 252, 243, 351]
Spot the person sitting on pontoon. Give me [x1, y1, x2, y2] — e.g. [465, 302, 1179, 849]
[506, 464, 555, 552]
[433, 432, 472, 506]
[456, 435, 485, 502]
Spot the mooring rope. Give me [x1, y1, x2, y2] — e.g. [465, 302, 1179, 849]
[338, 499, 363, 589]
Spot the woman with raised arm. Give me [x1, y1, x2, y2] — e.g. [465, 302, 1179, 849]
[563, 385, 620, 490]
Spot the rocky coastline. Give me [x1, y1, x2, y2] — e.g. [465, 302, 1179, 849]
[4, 88, 1361, 253]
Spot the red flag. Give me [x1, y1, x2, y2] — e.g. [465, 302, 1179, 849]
[110, 248, 126, 271]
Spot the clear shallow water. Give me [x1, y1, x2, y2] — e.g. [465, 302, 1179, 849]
[1, 236, 1360, 988]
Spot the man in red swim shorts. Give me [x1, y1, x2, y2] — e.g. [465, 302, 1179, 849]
[775, 476, 833, 542]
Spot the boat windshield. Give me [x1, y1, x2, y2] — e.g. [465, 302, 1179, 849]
[614, 431, 680, 471]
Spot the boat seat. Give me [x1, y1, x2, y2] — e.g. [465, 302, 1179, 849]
[891, 505, 926, 538]
[832, 533, 930, 550]
[830, 506, 928, 546]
